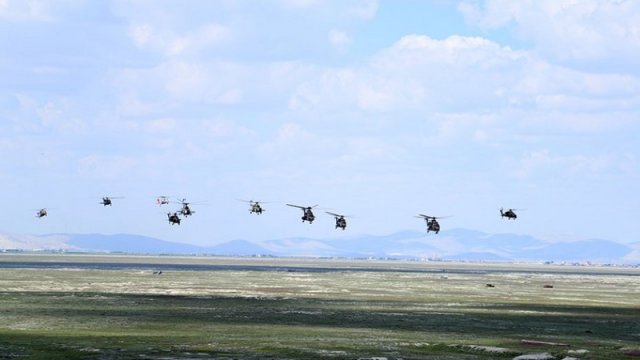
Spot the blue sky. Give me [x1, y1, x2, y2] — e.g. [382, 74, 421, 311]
[1, 0, 639, 246]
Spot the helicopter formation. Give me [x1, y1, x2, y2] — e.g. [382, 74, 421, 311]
[33, 195, 523, 234]
[157, 197, 204, 225]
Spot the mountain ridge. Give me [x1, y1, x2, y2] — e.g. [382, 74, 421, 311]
[1, 229, 637, 264]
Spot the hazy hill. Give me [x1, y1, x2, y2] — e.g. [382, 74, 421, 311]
[66, 233, 207, 254]
[0, 229, 637, 263]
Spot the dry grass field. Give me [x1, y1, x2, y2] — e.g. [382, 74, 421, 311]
[0, 254, 639, 359]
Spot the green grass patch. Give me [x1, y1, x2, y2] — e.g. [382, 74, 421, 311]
[0, 256, 639, 359]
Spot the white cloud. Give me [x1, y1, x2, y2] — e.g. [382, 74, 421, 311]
[277, 0, 320, 9]
[291, 35, 526, 113]
[431, 112, 499, 144]
[518, 110, 638, 135]
[0, 0, 55, 21]
[163, 61, 208, 100]
[31, 66, 65, 75]
[128, 22, 230, 56]
[129, 23, 153, 47]
[115, 94, 160, 117]
[276, 0, 378, 20]
[375, 34, 523, 68]
[459, 0, 640, 70]
[114, 60, 244, 106]
[356, 83, 399, 111]
[512, 60, 640, 102]
[289, 68, 358, 111]
[216, 88, 243, 104]
[348, 0, 378, 20]
[77, 155, 138, 179]
[513, 149, 559, 179]
[113, 59, 317, 113]
[12, 94, 86, 134]
[336, 137, 405, 166]
[277, 122, 309, 142]
[258, 122, 338, 166]
[288, 31, 640, 143]
[201, 120, 255, 138]
[513, 149, 619, 179]
[144, 118, 176, 133]
[328, 29, 352, 50]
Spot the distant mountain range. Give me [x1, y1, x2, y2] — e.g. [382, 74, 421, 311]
[1, 229, 638, 264]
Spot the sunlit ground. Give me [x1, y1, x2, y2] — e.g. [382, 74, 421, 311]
[0, 254, 639, 359]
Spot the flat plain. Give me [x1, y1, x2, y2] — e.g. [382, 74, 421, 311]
[0, 254, 639, 359]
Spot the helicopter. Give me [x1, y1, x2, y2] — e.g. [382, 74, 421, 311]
[35, 208, 48, 218]
[176, 198, 205, 217]
[286, 204, 318, 223]
[100, 196, 123, 206]
[500, 208, 522, 220]
[178, 199, 195, 217]
[156, 196, 170, 206]
[326, 212, 348, 230]
[167, 212, 181, 225]
[416, 214, 449, 234]
[238, 199, 271, 215]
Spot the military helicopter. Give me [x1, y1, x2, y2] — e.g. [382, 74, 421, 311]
[500, 208, 523, 220]
[238, 199, 272, 215]
[178, 199, 195, 217]
[416, 214, 450, 234]
[176, 198, 205, 217]
[167, 212, 181, 225]
[286, 204, 318, 223]
[326, 212, 348, 230]
[35, 208, 48, 218]
[100, 196, 123, 206]
[156, 196, 170, 206]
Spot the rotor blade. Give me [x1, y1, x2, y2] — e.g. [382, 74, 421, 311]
[325, 212, 340, 217]
[238, 199, 276, 204]
[286, 204, 304, 209]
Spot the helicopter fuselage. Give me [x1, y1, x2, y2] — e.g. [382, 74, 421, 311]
[501, 209, 517, 220]
[180, 204, 194, 216]
[250, 204, 263, 214]
[168, 213, 181, 225]
[427, 219, 440, 234]
[302, 209, 315, 223]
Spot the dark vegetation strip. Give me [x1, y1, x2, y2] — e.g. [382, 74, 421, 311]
[1, 260, 638, 277]
[2, 290, 638, 359]
[3, 291, 639, 342]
